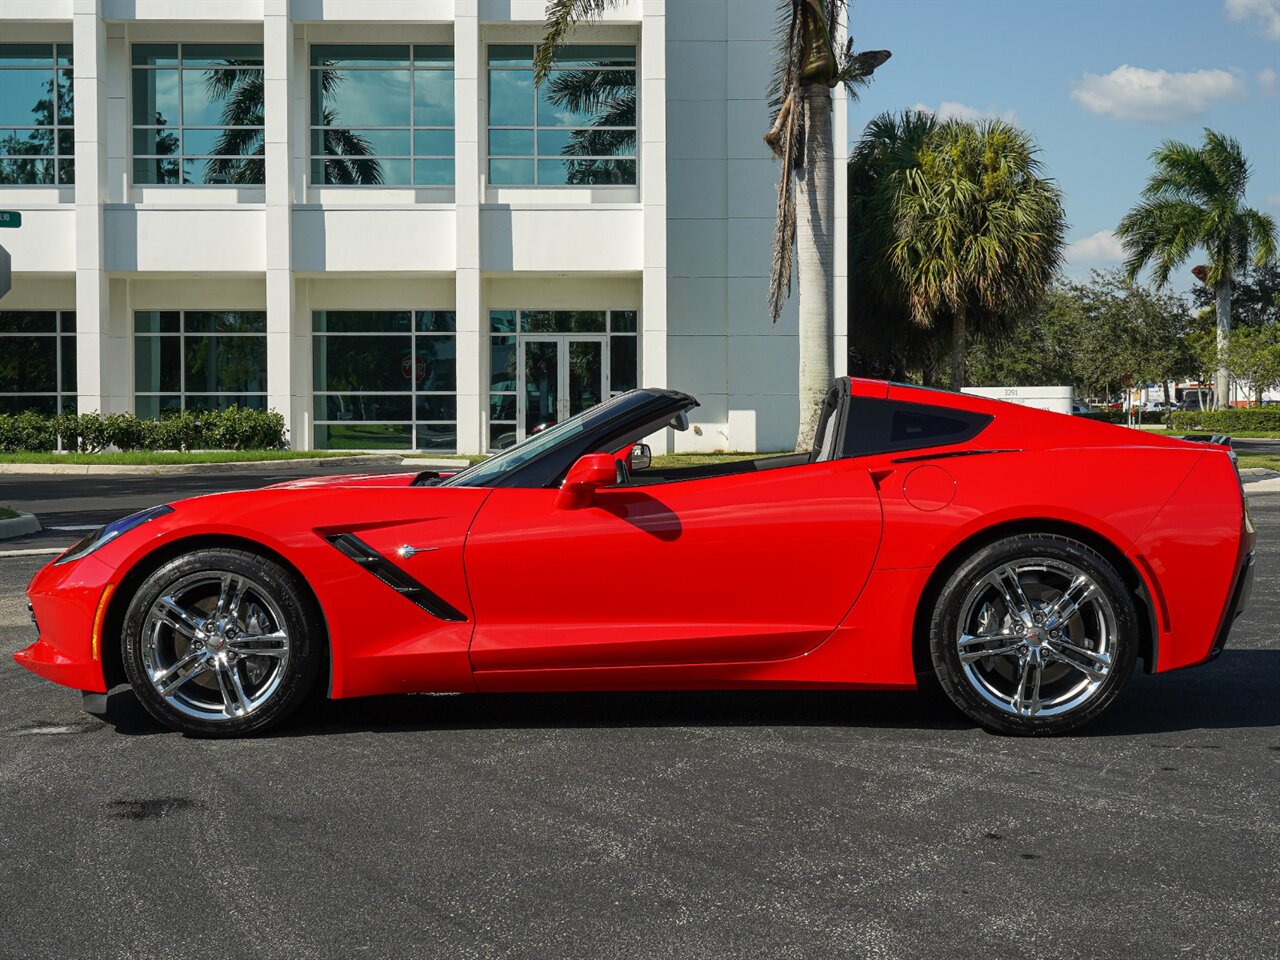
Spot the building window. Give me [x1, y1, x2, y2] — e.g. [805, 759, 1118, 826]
[0, 312, 76, 414]
[0, 44, 74, 185]
[488, 309, 637, 450]
[131, 43, 265, 185]
[487, 44, 636, 186]
[312, 311, 457, 450]
[309, 45, 454, 186]
[134, 311, 267, 416]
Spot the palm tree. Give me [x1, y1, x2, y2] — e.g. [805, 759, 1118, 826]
[847, 110, 942, 381]
[887, 119, 1066, 390]
[535, 0, 889, 450]
[1117, 129, 1277, 409]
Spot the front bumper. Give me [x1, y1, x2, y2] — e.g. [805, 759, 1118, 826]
[14, 553, 115, 694]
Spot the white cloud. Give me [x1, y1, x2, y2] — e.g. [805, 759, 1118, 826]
[1225, 0, 1280, 40]
[910, 100, 1018, 124]
[1066, 230, 1126, 265]
[1259, 66, 1279, 94]
[1071, 65, 1248, 122]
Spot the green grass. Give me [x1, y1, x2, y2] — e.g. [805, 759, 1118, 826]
[0, 507, 17, 520]
[651, 451, 777, 468]
[1236, 454, 1280, 472]
[0, 450, 365, 465]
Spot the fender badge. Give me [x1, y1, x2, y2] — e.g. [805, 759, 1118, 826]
[396, 545, 439, 559]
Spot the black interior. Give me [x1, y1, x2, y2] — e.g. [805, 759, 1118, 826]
[628, 452, 810, 485]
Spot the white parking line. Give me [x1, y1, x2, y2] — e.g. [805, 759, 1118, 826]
[47, 525, 99, 532]
[0, 547, 65, 558]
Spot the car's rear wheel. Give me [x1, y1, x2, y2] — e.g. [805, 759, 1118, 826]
[929, 534, 1138, 736]
[121, 548, 322, 737]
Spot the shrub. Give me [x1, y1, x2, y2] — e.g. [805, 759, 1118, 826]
[0, 407, 288, 453]
[0, 411, 59, 452]
[1078, 411, 1128, 424]
[1171, 408, 1280, 433]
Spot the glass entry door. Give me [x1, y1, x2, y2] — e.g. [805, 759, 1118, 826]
[518, 336, 605, 441]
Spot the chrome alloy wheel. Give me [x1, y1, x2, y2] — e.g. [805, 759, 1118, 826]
[955, 559, 1118, 718]
[139, 572, 291, 722]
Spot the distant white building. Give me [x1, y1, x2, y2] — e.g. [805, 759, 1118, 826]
[0, 0, 848, 453]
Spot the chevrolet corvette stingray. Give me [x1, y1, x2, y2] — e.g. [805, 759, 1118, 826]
[17, 378, 1254, 737]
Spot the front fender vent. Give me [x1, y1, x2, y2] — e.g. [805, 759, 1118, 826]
[325, 533, 468, 622]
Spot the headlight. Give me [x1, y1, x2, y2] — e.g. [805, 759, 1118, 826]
[54, 505, 173, 567]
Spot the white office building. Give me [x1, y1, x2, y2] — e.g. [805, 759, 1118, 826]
[0, 0, 848, 453]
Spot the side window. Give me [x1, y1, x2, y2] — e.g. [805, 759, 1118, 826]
[842, 398, 991, 458]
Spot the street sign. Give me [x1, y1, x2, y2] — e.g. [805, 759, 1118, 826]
[0, 244, 10, 300]
[0, 211, 21, 229]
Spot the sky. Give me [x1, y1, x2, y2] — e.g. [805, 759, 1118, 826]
[847, 0, 1280, 291]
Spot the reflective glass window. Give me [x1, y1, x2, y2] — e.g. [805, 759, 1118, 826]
[311, 310, 457, 451]
[133, 311, 267, 414]
[0, 311, 76, 417]
[131, 42, 265, 185]
[309, 44, 454, 186]
[0, 44, 74, 184]
[487, 44, 636, 186]
[486, 309, 639, 451]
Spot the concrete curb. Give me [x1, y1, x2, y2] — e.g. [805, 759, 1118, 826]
[0, 454, 430, 476]
[0, 511, 41, 541]
[1244, 476, 1280, 494]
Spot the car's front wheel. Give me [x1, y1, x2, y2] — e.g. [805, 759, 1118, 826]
[121, 548, 322, 737]
[929, 534, 1138, 736]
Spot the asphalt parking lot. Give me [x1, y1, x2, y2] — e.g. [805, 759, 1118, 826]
[0, 472, 1277, 960]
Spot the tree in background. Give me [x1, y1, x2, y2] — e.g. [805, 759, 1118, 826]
[885, 119, 1066, 390]
[1221, 325, 1280, 406]
[847, 110, 945, 382]
[964, 271, 1198, 409]
[535, 0, 890, 450]
[1191, 258, 1280, 330]
[964, 287, 1083, 390]
[1117, 129, 1277, 409]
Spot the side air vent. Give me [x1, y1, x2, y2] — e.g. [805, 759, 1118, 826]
[325, 533, 468, 622]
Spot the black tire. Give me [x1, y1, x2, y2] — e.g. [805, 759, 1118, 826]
[929, 534, 1138, 736]
[121, 548, 322, 737]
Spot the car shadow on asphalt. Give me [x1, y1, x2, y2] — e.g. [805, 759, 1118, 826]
[92, 648, 1280, 739]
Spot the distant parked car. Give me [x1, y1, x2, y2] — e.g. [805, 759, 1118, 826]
[1070, 401, 1091, 415]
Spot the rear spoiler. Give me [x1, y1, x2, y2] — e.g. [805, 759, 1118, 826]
[1181, 434, 1232, 448]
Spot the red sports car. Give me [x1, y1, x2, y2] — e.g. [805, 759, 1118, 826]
[16, 378, 1255, 737]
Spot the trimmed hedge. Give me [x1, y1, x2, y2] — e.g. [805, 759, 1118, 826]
[0, 406, 287, 453]
[1078, 410, 1128, 424]
[1171, 408, 1280, 432]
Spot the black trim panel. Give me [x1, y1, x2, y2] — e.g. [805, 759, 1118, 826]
[891, 448, 1019, 464]
[326, 533, 468, 622]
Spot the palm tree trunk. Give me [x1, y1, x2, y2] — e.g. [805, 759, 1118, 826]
[951, 308, 966, 391]
[1215, 281, 1232, 409]
[793, 85, 834, 452]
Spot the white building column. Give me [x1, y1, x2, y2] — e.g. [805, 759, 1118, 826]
[454, 2, 483, 454]
[263, 0, 300, 445]
[72, 0, 111, 413]
[640, 0, 668, 451]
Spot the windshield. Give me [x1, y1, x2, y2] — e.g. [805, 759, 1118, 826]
[443, 393, 636, 488]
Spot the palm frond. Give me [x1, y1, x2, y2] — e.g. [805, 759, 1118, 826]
[533, 0, 620, 87]
[545, 68, 636, 123]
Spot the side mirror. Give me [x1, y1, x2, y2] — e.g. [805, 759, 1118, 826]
[555, 453, 618, 510]
[629, 442, 652, 472]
